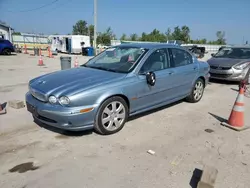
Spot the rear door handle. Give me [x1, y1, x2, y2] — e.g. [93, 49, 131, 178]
[193, 67, 198, 70]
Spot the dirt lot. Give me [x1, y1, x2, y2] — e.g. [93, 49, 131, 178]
[0, 53, 250, 188]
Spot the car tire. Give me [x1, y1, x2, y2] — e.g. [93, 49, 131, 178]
[2, 48, 11, 55]
[94, 96, 129, 135]
[186, 78, 204, 103]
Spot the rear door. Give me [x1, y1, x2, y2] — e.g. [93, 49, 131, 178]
[168, 47, 199, 96]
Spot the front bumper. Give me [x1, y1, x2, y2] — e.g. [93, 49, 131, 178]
[25, 92, 97, 131]
[209, 67, 248, 81]
[205, 72, 210, 86]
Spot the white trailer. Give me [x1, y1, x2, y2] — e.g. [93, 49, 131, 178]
[48, 35, 91, 54]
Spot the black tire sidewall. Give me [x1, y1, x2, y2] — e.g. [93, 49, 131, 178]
[94, 96, 128, 135]
[188, 78, 204, 103]
[3, 49, 11, 55]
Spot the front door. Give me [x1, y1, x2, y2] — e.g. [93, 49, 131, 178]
[131, 48, 178, 111]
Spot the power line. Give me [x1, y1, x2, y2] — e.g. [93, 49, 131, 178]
[42, 0, 72, 14]
[5, 0, 59, 13]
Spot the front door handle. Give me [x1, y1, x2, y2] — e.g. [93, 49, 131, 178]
[193, 67, 198, 70]
[168, 71, 174, 75]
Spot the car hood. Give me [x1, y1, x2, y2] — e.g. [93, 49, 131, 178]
[29, 67, 126, 96]
[207, 57, 250, 67]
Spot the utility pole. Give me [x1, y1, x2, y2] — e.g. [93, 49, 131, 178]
[94, 0, 97, 49]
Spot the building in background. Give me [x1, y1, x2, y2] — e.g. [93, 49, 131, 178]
[0, 22, 13, 42]
[12, 33, 49, 50]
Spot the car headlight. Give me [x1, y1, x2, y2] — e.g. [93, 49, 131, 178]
[49, 95, 57, 104]
[234, 62, 250, 70]
[59, 96, 70, 105]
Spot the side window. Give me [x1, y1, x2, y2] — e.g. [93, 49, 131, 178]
[140, 48, 170, 73]
[171, 48, 193, 67]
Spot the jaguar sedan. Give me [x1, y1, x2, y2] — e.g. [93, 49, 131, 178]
[26, 43, 210, 135]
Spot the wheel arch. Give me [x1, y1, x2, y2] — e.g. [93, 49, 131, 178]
[198, 76, 205, 85]
[97, 93, 130, 110]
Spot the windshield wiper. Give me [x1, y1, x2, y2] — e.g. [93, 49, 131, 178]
[94, 66, 121, 73]
[82, 65, 121, 73]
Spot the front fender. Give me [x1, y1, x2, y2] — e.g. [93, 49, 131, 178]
[95, 88, 126, 105]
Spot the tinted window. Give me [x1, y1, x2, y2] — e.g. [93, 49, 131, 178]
[171, 48, 193, 67]
[214, 47, 250, 59]
[140, 48, 170, 73]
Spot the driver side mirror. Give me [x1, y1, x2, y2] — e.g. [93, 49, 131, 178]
[146, 71, 156, 86]
[211, 53, 215, 57]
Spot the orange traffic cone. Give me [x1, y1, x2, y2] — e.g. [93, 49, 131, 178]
[74, 57, 79, 67]
[47, 47, 53, 58]
[49, 50, 54, 58]
[221, 87, 249, 131]
[38, 55, 44, 66]
[24, 44, 29, 54]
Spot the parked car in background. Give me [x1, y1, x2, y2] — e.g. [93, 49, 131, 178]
[26, 43, 210, 135]
[182, 44, 206, 59]
[208, 46, 250, 82]
[0, 39, 15, 55]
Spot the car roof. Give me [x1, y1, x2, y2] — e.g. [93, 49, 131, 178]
[223, 45, 250, 49]
[115, 43, 184, 50]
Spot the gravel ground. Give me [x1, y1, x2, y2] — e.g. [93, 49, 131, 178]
[0, 52, 250, 188]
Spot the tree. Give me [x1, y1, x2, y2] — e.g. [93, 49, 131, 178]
[171, 25, 190, 43]
[97, 27, 116, 45]
[71, 22, 227, 46]
[88, 24, 94, 46]
[140, 32, 148, 41]
[12, 32, 21, 35]
[130, 33, 138, 41]
[216, 31, 226, 45]
[165, 28, 172, 41]
[72, 20, 88, 35]
[120, 34, 127, 41]
[181, 26, 190, 43]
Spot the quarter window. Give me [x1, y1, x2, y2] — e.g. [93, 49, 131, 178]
[171, 48, 193, 67]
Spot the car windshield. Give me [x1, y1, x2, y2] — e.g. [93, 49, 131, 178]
[213, 47, 250, 59]
[82, 46, 148, 73]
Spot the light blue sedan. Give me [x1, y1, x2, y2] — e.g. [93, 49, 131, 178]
[26, 43, 210, 135]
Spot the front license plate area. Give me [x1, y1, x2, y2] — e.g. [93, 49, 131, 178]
[26, 102, 38, 117]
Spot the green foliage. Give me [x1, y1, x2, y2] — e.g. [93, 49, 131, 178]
[120, 34, 127, 40]
[88, 24, 94, 45]
[97, 27, 116, 45]
[72, 20, 88, 35]
[130, 33, 138, 41]
[72, 20, 227, 46]
[12, 32, 21, 35]
[215, 31, 226, 45]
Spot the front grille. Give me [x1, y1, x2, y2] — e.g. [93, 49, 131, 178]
[30, 88, 46, 102]
[210, 73, 232, 78]
[210, 66, 231, 70]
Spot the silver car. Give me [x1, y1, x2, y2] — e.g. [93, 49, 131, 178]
[26, 43, 210, 135]
[208, 46, 250, 81]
